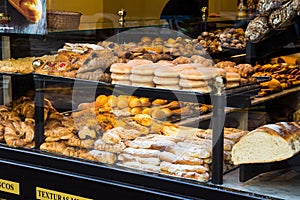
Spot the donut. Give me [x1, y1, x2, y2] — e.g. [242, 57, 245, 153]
[179, 79, 208, 88]
[130, 74, 154, 83]
[111, 80, 131, 85]
[110, 63, 132, 74]
[153, 77, 179, 85]
[131, 63, 159, 75]
[111, 73, 130, 81]
[154, 67, 179, 77]
[156, 85, 181, 90]
[127, 59, 153, 67]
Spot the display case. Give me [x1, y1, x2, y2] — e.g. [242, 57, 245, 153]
[0, 1, 299, 200]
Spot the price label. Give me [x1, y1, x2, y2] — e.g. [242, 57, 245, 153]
[36, 187, 93, 200]
[0, 178, 20, 195]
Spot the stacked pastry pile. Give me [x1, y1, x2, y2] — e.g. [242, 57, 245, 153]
[35, 43, 114, 81]
[195, 127, 248, 171]
[117, 125, 248, 181]
[176, 65, 216, 93]
[90, 94, 212, 122]
[99, 36, 207, 60]
[253, 63, 300, 96]
[110, 58, 220, 93]
[192, 28, 246, 53]
[246, 0, 300, 43]
[130, 63, 158, 87]
[215, 61, 256, 87]
[219, 28, 246, 49]
[118, 134, 183, 174]
[0, 96, 57, 148]
[0, 55, 55, 74]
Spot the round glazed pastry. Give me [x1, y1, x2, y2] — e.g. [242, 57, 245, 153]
[156, 85, 181, 90]
[130, 74, 154, 83]
[131, 63, 159, 75]
[127, 59, 153, 67]
[154, 66, 179, 77]
[111, 80, 131, 85]
[153, 77, 179, 85]
[110, 63, 132, 74]
[179, 79, 208, 88]
[226, 72, 241, 82]
[111, 73, 131, 81]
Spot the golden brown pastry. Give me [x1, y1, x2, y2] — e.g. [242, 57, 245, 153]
[40, 142, 66, 154]
[9, 0, 42, 23]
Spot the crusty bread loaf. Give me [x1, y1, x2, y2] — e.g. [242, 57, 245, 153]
[232, 122, 300, 165]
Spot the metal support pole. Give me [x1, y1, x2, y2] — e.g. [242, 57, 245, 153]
[34, 76, 45, 149]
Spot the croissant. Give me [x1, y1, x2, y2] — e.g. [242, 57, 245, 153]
[4, 121, 34, 148]
[40, 142, 66, 154]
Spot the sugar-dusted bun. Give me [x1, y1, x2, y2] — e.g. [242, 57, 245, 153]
[131, 82, 155, 87]
[182, 86, 211, 93]
[131, 63, 159, 75]
[154, 66, 179, 77]
[153, 77, 179, 85]
[226, 72, 241, 82]
[156, 85, 181, 90]
[127, 59, 153, 67]
[111, 80, 131, 85]
[110, 63, 132, 74]
[111, 73, 130, 81]
[179, 79, 208, 88]
[130, 74, 154, 83]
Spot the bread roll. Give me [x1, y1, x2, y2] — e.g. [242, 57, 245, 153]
[110, 63, 132, 74]
[111, 73, 130, 81]
[131, 63, 158, 75]
[179, 79, 207, 88]
[154, 66, 179, 77]
[129, 74, 154, 82]
[232, 122, 300, 165]
[153, 77, 179, 85]
[127, 59, 153, 66]
[111, 80, 131, 85]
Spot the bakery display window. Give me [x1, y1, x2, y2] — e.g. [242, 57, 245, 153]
[0, 0, 299, 199]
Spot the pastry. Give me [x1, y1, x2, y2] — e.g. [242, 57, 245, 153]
[154, 66, 179, 78]
[153, 77, 179, 85]
[129, 74, 154, 83]
[110, 63, 132, 74]
[9, 0, 42, 23]
[245, 16, 271, 43]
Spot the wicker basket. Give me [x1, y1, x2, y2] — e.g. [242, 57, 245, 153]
[47, 10, 82, 30]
